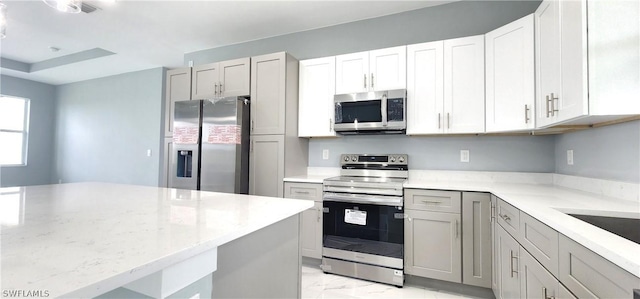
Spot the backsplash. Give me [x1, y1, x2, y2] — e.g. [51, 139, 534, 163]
[308, 134, 555, 172]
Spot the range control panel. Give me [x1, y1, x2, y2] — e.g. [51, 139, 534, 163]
[340, 154, 408, 166]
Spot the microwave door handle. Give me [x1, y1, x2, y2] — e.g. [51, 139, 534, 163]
[381, 94, 388, 126]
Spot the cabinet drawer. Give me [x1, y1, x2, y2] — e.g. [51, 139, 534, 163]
[559, 234, 640, 298]
[405, 189, 461, 213]
[519, 212, 559, 276]
[497, 198, 520, 238]
[284, 182, 322, 201]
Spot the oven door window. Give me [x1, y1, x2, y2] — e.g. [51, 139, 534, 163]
[335, 100, 382, 124]
[323, 200, 403, 259]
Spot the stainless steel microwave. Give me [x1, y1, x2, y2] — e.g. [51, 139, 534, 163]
[333, 89, 406, 134]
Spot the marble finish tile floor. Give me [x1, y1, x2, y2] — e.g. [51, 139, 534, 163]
[301, 264, 479, 299]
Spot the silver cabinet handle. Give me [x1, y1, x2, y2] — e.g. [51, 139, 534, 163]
[510, 250, 518, 277]
[550, 93, 558, 116]
[455, 220, 459, 239]
[542, 287, 555, 299]
[546, 95, 551, 117]
[250, 120, 254, 132]
[294, 190, 310, 195]
[500, 214, 511, 222]
[447, 113, 451, 129]
[214, 83, 219, 96]
[371, 73, 374, 89]
[317, 207, 321, 222]
[490, 203, 496, 222]
[525, 104, 530, 123]
[438, 113, 441, 129]
[219, 82, 223, 95]
[364, 74, 367, 89]
[421, 200, 441, 204]
[250, 141, 253, 152]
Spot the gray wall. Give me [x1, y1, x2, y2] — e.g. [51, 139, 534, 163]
[0, 75, 57, 187]
[54, 68, 164, 186]
[554, 121, 640, 183]
[309, 135, 555, 172]
[185, 1, 541, 64]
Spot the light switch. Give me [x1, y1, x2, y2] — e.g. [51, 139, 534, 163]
[567, 150, 574, 165]
[146, 149, 152, 157]
[322, 149, 329, 160]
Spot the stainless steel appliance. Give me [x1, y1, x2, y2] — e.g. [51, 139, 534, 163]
[333, 89, 406, 134]
[169, 97, 250, 193]
[321, 154, 408, 286]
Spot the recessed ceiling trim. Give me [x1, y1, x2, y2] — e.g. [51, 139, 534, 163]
[30, 48, 115, 72]
[1, 57, 30, 73]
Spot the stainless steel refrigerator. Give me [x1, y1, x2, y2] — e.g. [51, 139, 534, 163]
[169, 97, 250, 194]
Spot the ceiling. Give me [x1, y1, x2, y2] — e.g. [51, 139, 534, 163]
[0, 0, 455, 85]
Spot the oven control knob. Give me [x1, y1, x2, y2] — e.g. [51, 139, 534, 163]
[343, 156, 350, 162]
[351, 156, 357, 162]
[390, 157, 396, 163]
[398, 156, 405, 163]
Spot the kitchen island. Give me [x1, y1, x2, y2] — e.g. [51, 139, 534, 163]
[0, 182, 313, 298]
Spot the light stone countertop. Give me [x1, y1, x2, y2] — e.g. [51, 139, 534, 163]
[283, 174, 334, 184]
[284, 172, 640, 278]
[0, 182, 313, 298]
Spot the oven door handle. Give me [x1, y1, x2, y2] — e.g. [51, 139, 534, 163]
[323, 192, 403, 206]
[323, 185, 403, 196]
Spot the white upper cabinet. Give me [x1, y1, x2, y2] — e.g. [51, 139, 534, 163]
[298, 57, 336, 137]
[164, 67, 192, 137]
[407, 41, 444, 135]
[335, 46, 406, 94]
[192, 57, 250, 99]
[485, 14, 535, 132]
[444, 35, 485, 134]
[535, 0, 639, 127]
[407, 36, 484, 135]
[219, 58, 251, 97]
[369, 46, 407, 91]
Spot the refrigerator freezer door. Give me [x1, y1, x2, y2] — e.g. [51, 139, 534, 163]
[170, 100, 201, 190]
[200, 97, 250, 194]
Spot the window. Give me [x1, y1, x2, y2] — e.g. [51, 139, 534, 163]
[0, 95, 30, 166]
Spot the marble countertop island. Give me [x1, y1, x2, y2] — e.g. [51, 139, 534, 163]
[0, 182, 312, 298]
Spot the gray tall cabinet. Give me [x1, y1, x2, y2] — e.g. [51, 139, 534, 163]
[249, 52, 308, 197]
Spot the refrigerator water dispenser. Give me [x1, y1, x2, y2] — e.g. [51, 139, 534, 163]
[177, 150, 193, 178]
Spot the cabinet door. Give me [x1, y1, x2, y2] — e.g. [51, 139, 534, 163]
[192, 62, 220, 100]
[405, 189, 461, 213]
[220, 57, 250, 97]
[369, 46, 406, 91]
[520, 249, 559, 299]
[406, 41, 444, 135]
[444, 35, 485, 134]
[496, 225, 520, 299]
[164, 68, 192, 136]
[405, 209, 462, 283]
[535, 0, 562, 127]
[251, 53, 286, 135]
[335, 51, 369, 94]
[462, 192, 492, 288]
[299, 201, 323, 259]
[249, 135, 285, 197]
[557, 0, 588, 123]
[559, 234, 640, 298]
[485, 14, 535, 132]
[298, 57, 336, 137]
[519, 212, 559, 276]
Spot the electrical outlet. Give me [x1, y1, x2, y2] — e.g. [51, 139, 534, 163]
[322, 149, 329, 160]
[146, 149, 152, 157]
[188, 60, 194, 67]
[567, 150, 574, 165]
[460, 150, 470, 163]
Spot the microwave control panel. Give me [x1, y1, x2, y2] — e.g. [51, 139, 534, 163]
[387, 98, 405, 122]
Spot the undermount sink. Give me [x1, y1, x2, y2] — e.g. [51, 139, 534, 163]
[567, 214, 640, 245]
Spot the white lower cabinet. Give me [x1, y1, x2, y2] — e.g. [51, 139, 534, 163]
[462, 192, 492, 288]
[405, 209, 462, 283]
[520, 248, 558, 299]
[559, 234, 640, 298]
[284, 182, 323, 259]
[495, 224, 521, 299]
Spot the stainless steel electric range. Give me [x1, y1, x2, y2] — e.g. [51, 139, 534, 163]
[321, 154, 408, 286]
